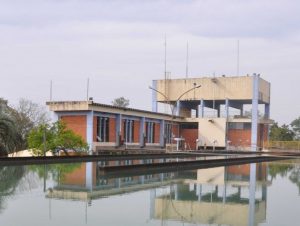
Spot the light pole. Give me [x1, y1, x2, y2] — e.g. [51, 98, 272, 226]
[149, 84, 201, 152]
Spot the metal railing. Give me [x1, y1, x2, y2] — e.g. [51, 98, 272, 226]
[264, 141, 300, 150]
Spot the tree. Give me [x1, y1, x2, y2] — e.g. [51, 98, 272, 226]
[0, 114, 22, 156]
[27, 120, 88, 156]
[291, 117, 300, 140]
[111, 97, 129, 108]
[269, 123, 295, 141]
[10, 99, 50, 149]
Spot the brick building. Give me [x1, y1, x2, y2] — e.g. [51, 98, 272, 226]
[47, 74, 272, 153]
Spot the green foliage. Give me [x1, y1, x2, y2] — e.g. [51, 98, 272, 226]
[0, 98, 49, 154]
[0, 113, 22, 155]
[269, 123, 295, 141]
[28, 120, 88, 155]
[291, 117, 300, 140]
[111, 96, 129, 108]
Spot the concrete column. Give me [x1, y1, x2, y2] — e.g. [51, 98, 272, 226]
[265, 104, 270, 119]
[175, 100, 181, 116]
[152, 80, 158, 112]
[139, 117, 145, 147]
[85, 162, 93, 191]
[200, 99, 205, 118]
[115, 114, 122, 147]
[241, 104, 244, 116]
[217, 104, 221, 117]
[251, 74, 259, 152]
[129, 120, 133, 143]
[86, 111, 94, 154]
[225, 99, 229, 119]
[160, 119, 165, 148]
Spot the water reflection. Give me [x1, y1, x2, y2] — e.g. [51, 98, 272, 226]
[1, 160, 300, 225]
[0, 166, 25, 213]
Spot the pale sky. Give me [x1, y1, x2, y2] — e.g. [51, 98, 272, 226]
[0, 0, 299, 124]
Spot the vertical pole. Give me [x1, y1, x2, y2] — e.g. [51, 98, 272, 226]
[248, 163, 256, 226]
[86, 78, 90, 101]
[85, 162, 93, 191]
[152, 80, 158, 112]
[43, 126, 46, 156]
[237, 40, 240, 76]
[160, 120, 165, 148]
[116, 114, 122, 147]
[50, 80, 52, 101]
[139, 117, 145, 147]
[86, 111, 94, 154]
[251, 74, 259, 152]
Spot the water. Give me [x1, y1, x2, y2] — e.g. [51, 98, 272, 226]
[0, 159, 299, 226]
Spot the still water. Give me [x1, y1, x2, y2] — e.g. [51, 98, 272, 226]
[0, 159, 299, 226]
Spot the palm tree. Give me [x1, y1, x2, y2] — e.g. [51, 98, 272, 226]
[0, 114, 21, 156]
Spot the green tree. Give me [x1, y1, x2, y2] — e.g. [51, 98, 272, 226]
[28, 120, 88, 156]
[291, 117, 300, 140]
[269, 123, 295, 141]
[111, 97, 129, 108]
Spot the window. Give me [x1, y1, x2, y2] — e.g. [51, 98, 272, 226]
[228, 122, 251, 130]
[165, 123, 172, 144]
[123, 119, 134, 143]
[97, 117, 109, 142]
[146, 122, 155, 143]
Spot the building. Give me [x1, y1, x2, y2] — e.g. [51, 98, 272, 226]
[47, 74, 272, 153]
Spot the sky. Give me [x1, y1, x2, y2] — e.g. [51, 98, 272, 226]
[0, 0, 299, 124]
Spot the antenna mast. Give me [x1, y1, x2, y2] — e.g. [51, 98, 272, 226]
[237, 40, 240, 76]
[86, 78, 89, 101]
[186, 42, 189, 78]
[50, 80, 52, 101]
[164, 35, 168, 113]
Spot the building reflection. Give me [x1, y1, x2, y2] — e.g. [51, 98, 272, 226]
[46, 161, 270, 226]
[152, 163, 270, 226]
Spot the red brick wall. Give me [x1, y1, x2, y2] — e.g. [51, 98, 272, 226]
[154, 123, 160, 143]
[61, 162, 97, 186]
[172, 124, 180, 138]
[227, 129, 251, 147]
[257, 124, 269, 148]
[226, 163, 267, 178]
[133, 121, 140, 143]
[181, 129, 198, 150]
[61, 115, 87, 141]
[109, 118, 116, 142]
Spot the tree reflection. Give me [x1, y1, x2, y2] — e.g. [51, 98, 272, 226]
[0, 166, 25, 213]
[289, 166, 300, 194]
[29, 163, 81, 182]
[268, 162, 293, 181]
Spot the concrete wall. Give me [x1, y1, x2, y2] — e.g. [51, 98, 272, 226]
[198, 118, 226, 147]
[155, 76, 270, 104]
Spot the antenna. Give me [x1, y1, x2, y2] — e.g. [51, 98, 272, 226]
[164, 35, 167, 81]
[86, 78, 89, 101]
[50, 80, 52, 101]
[164, 35, 168, 113]
[186, 42, 189, 78]
[237, 40, 240, 76]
